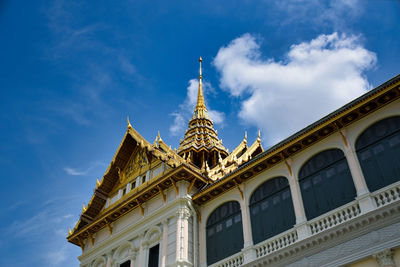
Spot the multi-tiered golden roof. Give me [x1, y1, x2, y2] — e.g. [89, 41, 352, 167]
[67, 57, 264, 248]
[177, 57, 229, 172]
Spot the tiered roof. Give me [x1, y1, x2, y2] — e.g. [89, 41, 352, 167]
[177, 57, 230, 171]
[65, 57, 269, 248]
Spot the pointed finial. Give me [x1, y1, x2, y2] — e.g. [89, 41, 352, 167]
[96, 178, 101, 188]
[82, 204, 87, 213]
[158, 131, 163, 142]
[127, 116, 132, 129]
[153, 136, 158, 146]
[192, 57, 208, 119]
[257, 130, 261, 142]
[199, 57, 202, 79]
[245, 131, 247, 139]
[68, 228, 72, 235]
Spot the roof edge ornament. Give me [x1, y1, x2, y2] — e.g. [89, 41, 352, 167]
[127, 116, 132, 129]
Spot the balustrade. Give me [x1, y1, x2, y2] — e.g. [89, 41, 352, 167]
[254, 229, 298, 258]
[309, 201, 361, 234]
[206, 182, 400, 266]
[209, 252, 243, 267]
[372, 181, 400, 207]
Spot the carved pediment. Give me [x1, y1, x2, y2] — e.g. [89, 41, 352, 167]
[122, 146, 150, 183]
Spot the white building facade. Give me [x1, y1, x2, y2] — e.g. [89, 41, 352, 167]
[68, 67, 400, 267]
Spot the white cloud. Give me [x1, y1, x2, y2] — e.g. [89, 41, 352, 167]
[214, 32, 376, 145]
[170, 112, 186, 136]
[274, 0, 362, 29]
[169, 79, 225, 136]
[44, 245, 69, 266]
[64, 161, 105, 176]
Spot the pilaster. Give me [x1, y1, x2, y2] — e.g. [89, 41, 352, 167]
[341, 133, 376, 213]
[239, 185, 256, 263]
[129, 249, 137, 267]
[161, 219, 169, 267]
[198, 208, 207, 267]
[106, 251, 114, 267]
[137, 233, 145, 267]
[176, 207, 192, 262]
[286, 160, 307, 224]
[340, 130, 369, 196]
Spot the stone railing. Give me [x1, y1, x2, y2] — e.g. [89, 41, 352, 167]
[208, 182, 400, 266]
[309, 201, 361, 235]
[372, 181, 400, 207]
[209, 251, 244, 267]
[254, 228, 298, 258]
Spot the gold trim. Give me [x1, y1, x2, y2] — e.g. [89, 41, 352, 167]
[187, 179, 196, 194]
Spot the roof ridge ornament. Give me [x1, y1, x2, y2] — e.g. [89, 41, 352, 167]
[127, 116, 132, 129]
[158, 131, 163, 142]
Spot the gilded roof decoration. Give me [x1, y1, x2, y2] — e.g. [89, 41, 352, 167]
[67, 59, 400, 250]
[177, 58, 229, 170]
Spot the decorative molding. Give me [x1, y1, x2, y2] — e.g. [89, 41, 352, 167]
[373, 249, 395, 267]
[177, 207, 192, 220]
[143, 225, 162, 247]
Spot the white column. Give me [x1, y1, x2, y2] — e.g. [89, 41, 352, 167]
[129, 251, 137, 267]
[239, 189, 256, 264]
[137, 234, 145, 267]
[343, 145, 370, 196]
[161, 219, 169, 267]
[288, 175, 307, 224]
[239, 194, 253, 247]
[286, 159, 310, 240]
[146, 170, 151, 182]
[106, 251, 113, 267]
[176, 207, 191, 263]
[199, 211, 207, 267]
[340, 131, 376, 213]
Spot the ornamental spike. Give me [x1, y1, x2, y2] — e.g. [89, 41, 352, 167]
[127, 116, 132, 129]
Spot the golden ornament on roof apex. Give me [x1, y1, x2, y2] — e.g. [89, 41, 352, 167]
[127, 116, 132, 129]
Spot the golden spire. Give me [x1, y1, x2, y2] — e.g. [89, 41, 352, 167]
[193, 57, 209, 119]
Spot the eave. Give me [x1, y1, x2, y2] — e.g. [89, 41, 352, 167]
[67, 123, 198, 247]
[193, 74, 400, 205]
[67, 164, 209, 247]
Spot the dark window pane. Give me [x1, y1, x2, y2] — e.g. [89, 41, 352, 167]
[120, 260, 130, 267]
[299, 149, 356, 220]
[148, 244, 159, 267]
[250, 177, 295, 244]
[356, 117, 400, 192]
[206, 201, 244, 265]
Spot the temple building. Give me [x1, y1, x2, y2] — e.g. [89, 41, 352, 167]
[67, 58, 400, 267]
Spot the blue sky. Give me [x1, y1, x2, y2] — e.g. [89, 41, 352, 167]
[0, 0, 399, 266]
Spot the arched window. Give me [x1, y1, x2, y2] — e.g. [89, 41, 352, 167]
[206, 201, 244, 265]
[299, 149, 356, 220]
[356, 116, 400, 192]
[250, 177, 295, 244]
